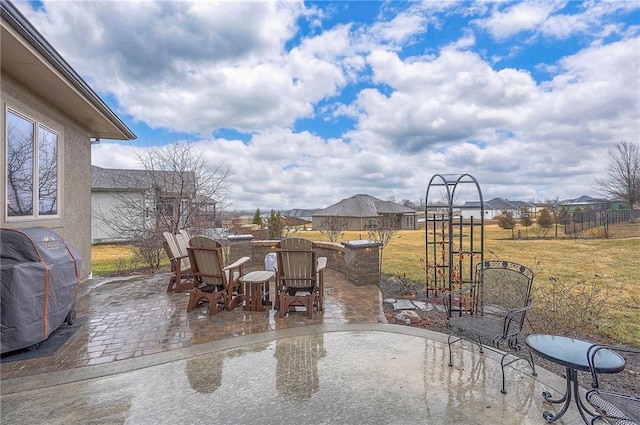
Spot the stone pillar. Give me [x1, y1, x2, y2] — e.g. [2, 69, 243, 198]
[226, 234, 254, 265]
[341, 240, 381, 286]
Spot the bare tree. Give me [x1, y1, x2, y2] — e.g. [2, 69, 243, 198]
[6, 122, 35, 216]
[317, 216, 348, 242]
[367, 214, 400, 271]
[520, 207, 533, 239]
[595, 141, 640, 213]
[136, 142, 233, 234]
[6, 114, 58, 217]
[545, 197, 561, 238]
[401, 198, 425, 210]
[94, 142, 232, 269]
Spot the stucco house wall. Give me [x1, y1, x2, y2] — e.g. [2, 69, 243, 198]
[1, 74, 93, 277]
[1, 1, 135, 279]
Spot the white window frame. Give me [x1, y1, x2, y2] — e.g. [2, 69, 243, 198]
[405, 215, 414, 228]
[4, 106, 62, 222]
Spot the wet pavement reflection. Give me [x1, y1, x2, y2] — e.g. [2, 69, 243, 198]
[1, 271, 588, 424]
[2, 329, 585, 424]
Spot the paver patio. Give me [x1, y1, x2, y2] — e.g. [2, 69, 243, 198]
[1, 268, 586, 424]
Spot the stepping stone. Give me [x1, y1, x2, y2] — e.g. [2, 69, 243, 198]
[383, 298, 397, 304]
[393, 299, 416, 310]
[432, 304, 446, 312]
[412, 301, 433, 312]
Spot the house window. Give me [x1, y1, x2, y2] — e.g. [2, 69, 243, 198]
[405, 215, 414, 228]
[5, 109, 59, 219]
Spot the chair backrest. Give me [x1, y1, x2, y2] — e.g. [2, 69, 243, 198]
[174, 232, 193, 270]
[476, 260, 534, 330]
[276, 238, 317, 289]
[188, 236, 226, 286]
[179, 229, 192, 244]
[163, 231, 191, 271]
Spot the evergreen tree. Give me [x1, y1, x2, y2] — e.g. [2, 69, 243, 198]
[497, 209, 515, 229]
[536, 208, 553, 229]
[534, 208, 553, 238]
[267, 210, 283, 239]
[497, 209, 516, 239]
[252, 208, 262, 226]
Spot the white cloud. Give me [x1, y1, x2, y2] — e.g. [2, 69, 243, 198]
[475, 1, 563, 40]
[22, 0, 338, 135]
[16, 0, 639, 210]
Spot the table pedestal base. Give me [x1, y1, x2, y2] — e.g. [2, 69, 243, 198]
[240, 271, 274, 312]
[542, 367, 594, 423]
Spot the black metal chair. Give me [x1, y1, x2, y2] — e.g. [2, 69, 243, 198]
[445, 260, 537, 394]
[586, 344, 640, 425]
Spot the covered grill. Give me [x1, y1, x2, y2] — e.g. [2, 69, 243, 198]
[1, 227, 82, 353]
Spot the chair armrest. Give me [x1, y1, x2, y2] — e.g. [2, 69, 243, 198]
[224, 256, 250, 271]
[165, 252, 189, 265]
[502, 301, 533, 337]
[587, 344, 640, 389]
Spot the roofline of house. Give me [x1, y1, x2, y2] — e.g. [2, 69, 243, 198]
[1, 1, 136, 140]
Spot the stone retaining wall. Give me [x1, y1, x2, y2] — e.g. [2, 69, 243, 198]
[226, 236, 380, 286]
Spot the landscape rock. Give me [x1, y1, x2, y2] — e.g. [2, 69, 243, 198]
[396, 310, 421, 324]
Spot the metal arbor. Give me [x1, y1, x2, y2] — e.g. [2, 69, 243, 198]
[424, 174, 484, 316]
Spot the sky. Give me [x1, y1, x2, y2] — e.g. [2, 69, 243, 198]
[16, 0, 640, 212]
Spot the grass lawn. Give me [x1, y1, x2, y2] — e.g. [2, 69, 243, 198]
[91, 244, 169, 276]
[92, 221, 639, 346]
[297, 222, 640, 346]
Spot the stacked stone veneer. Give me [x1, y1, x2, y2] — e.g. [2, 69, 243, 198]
[225, 235, 254, 264]
[226, 236, 380, 286]
[340, 240, 381, 286]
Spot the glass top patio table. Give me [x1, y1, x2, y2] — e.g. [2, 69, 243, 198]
[526, 334, 625, 423]
[526, 334, 625, 373]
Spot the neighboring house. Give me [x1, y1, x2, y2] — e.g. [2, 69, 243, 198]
[1, 1, 135, 279]
[558, 195, 627, 212]
[287, 208, 317, 223]
[312, 194, 417, 231]
[91, 166, 196, 244]
[461, 198, 537, 220]
[281, 216, 312, 231]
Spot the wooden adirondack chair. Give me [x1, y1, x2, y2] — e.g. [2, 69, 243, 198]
[275, 238, 320, 319]
[162, 232, 195, 293]
[187, 236, 249, 314]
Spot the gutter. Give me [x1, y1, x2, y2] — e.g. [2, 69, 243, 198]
[1, 1, 136, 140]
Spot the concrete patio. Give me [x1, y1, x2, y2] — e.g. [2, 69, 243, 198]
[1, 269, 587, 424]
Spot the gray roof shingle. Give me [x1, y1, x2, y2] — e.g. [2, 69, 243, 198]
[91, 165, 195, 195]
[314, 194, 416, 217]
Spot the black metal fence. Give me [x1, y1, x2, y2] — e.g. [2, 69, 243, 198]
[562, 209, 633, 235]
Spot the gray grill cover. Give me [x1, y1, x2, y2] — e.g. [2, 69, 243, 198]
[1, 227, 82, 353]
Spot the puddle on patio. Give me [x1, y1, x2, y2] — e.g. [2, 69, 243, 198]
[1, 330, 584, 424]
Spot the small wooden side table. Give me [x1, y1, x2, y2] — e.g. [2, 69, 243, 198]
[240, 270, 274, 312]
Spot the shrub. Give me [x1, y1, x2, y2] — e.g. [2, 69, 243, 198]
[113, 257, 134, 275]
[582, 227, 608, 239]
[529, 275, 609, 338]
